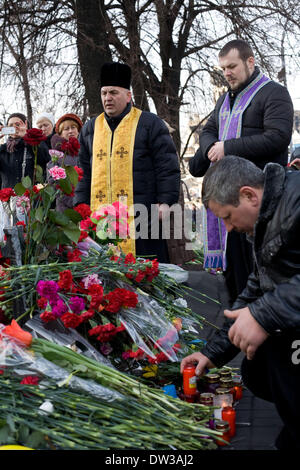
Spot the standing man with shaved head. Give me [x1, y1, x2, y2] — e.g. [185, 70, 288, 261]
[189, 39, 294, 305]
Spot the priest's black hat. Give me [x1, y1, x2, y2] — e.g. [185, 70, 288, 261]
[100, 62, 131, 89]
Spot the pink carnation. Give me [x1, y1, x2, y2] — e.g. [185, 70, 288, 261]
[48, 166, 67, 180]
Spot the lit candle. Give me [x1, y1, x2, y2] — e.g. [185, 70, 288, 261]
[222, 406, 236, 437]
[213, 393, 233, 420]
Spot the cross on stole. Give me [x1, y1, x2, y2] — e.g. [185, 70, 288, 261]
[96, 149, 107, 160]
[117, 189, 128, 202]
[116, 146, 128, 159]
[96, 190, 106, 202]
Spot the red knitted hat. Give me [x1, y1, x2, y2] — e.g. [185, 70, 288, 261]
[55, 113, 83, 134]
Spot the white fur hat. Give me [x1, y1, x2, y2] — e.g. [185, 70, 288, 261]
[36, 112, 55, 127]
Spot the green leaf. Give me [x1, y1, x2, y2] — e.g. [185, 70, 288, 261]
[0, 424, 11, 445]
[49, 210, 71, 227]
[65, 165, 79, 187]
[74, 364, 88, 373]
[32, 221, 43, 242]
[44, 185, 56, 197]
[37, 250, 50, 262]
[14, 182, 26, 196]
[58, 178, 73, 195]
[35, 207, 44, 223]
[21, 176, 32, 189]
[6, 414, 16, 433]
[35, 165, 44, 183]
[64, 208, 82, 224]
[44, 230, 59, 246]
[25, 431, 45, 449]
[63, 224, 81, 244]
[18, 424, 30, 443]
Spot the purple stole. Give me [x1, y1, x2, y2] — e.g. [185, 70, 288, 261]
[203, 72, 270, 270]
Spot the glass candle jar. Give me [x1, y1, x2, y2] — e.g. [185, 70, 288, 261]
[199, 392, 214, 406]
[232, 375, 243, 401]
[183, 365, 197, 396]
[222, 406, 236, 437]
[219, 377, 233, 389]
[214, 420, 230, 446]
[204, 373, 220, 394]
[219, 368, 232, 379]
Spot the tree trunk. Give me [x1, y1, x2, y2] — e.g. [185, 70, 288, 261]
[75, 0, 112, 118]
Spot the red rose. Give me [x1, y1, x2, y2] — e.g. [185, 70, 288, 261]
[0, 188, 16, 202]
[61, 137, 80, 156]
[20, 375, 39, 385]
[58, 269, 73, 291]
[23, 128, 47, 146]
[33, 185, 41, 194]
[74, 204, 92, 220]
[74, 166, 84, 181]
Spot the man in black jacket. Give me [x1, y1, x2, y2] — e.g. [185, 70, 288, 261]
[75, 62, 180, 262]
[189, 39, 294, 304]
[181, 156, 300, 449]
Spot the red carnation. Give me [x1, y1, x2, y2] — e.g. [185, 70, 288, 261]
[125, 253, 136, 265]
[104, 288, 138, 313]
[20, 375, 39, 385]
[61, 312, 82, 328]
[88, 284, 104, 309]
[74, 204, 92, 220]
[40, 311, 56, 322]
[79, 309, 95, 323]
[67, 249, 82, 262]
[37, 297, 48, 309]
[61, 136, 80, 156]
[23, 128, 47, 146]
[0, 188, 16, 202]
[58, 269, 73, 291]
[78, 230, 88, 242]
[88, 322, 123, 342]
[16, 221, 26, 228]
[80, 217, 96, 231]
[74, 166, 84, 182]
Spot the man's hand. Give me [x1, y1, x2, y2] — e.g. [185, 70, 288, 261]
[207, 141, 225, 162]
[224, 307, 269, 360]
[180, 352, 215, 377]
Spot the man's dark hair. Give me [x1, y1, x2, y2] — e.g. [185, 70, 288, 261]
[201, 156, 265, 208]
[219, 39, 254, 62]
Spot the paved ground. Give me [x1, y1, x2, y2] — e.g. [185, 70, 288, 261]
[184, 269, 283, 451]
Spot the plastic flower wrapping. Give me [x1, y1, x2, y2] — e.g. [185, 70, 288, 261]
[0, 132, 223, 450]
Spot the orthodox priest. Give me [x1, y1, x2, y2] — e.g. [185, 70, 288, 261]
[75, 62, 180, 262]
[188, 39, 294, 304]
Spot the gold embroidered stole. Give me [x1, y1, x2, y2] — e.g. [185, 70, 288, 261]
[91, 107, 142, 255]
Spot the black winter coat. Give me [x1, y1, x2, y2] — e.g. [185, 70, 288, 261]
[189, 69, 294, 176]
[75, 106, 180, 208]
[201, 164, 300, 367]
[0, 139, 50, 189]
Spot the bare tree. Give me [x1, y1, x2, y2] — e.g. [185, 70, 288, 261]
[0, 0, 299, 149]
